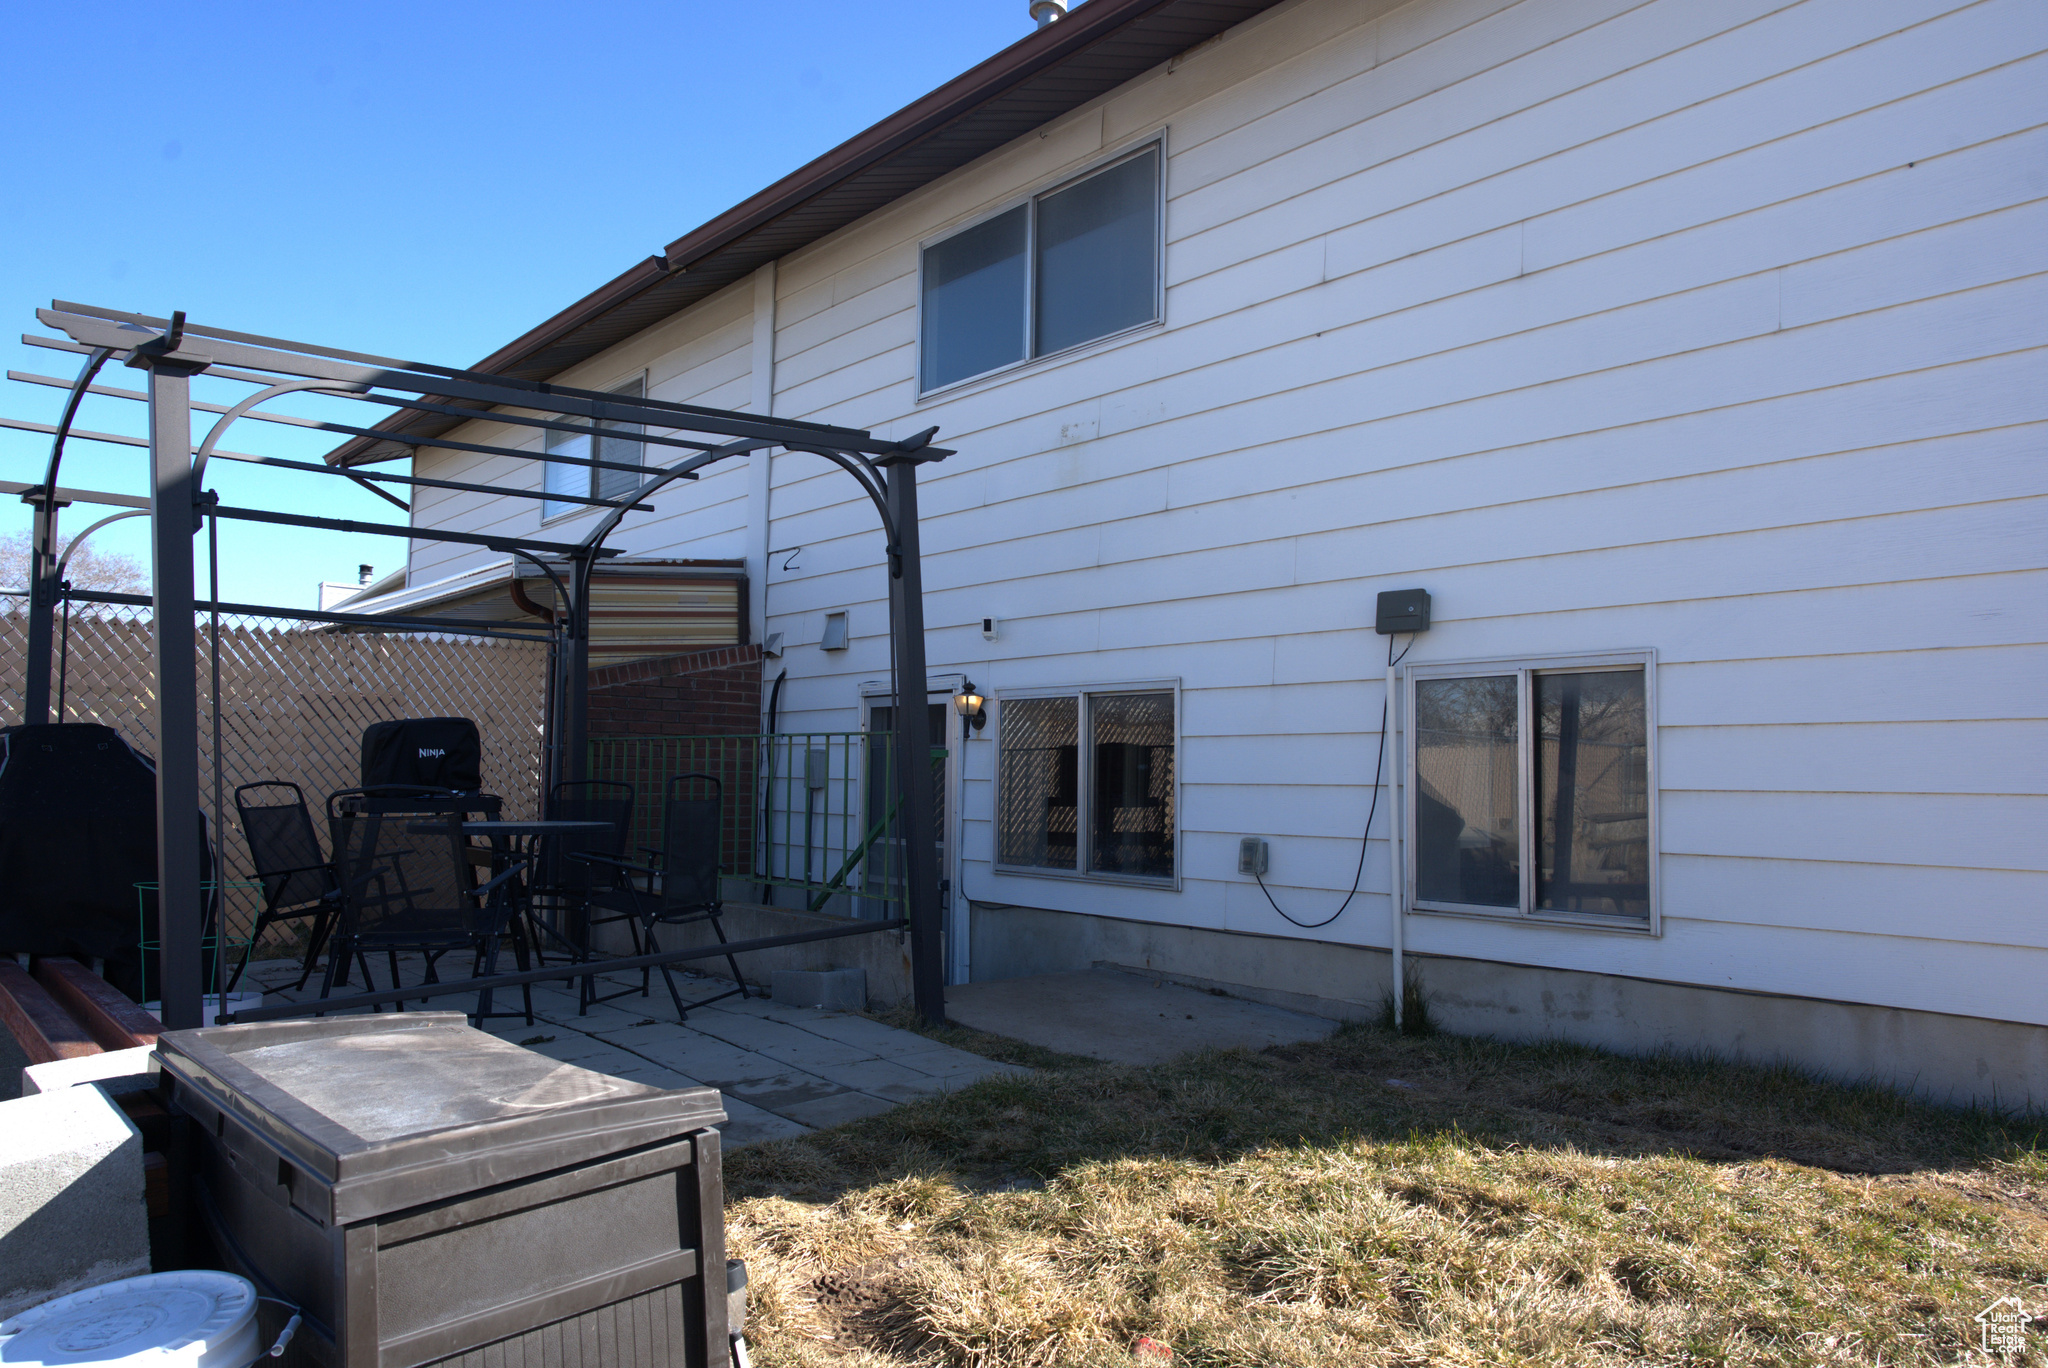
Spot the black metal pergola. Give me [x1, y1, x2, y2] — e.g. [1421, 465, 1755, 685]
[3, 301, 952, 1028]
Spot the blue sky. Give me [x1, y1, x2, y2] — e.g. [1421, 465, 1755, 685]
[0, 1, 1042, 606]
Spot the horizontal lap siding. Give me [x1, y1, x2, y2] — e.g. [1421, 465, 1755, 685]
[416, 0, 2046, 1021]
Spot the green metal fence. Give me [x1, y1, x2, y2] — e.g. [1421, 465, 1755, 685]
[586, 732, 923, 918]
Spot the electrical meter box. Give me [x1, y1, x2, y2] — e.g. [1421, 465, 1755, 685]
[1374, 588, 1431, 635]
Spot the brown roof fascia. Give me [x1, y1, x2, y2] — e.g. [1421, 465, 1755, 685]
[655, 0, 1175, 274]
[326, 0, 1254, 467]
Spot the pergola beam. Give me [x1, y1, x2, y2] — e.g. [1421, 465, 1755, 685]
[42, 309, 900, 457]
[0, 410, 671, 493]
[2, 479, 149, 509]
[206, 503, 624, 558]
[63, 588, 552, 641]
[54, 298, 876, 443]
[201, 449, 658, 512]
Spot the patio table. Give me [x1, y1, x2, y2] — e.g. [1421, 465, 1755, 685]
[406, 818, 612, 1019]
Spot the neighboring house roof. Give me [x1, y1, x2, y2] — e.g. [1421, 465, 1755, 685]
[344, 556, 748, 665]
[325, 0, 1289, 468]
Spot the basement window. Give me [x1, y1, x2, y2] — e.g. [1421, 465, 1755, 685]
[542, 376, 646, 521]
[995, 686, 1177, 884]
[1407, 655, 1655, 930]
[919, 143, 1162, 393]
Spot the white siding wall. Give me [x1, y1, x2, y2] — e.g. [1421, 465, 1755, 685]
[410, 0, 2048, 1023]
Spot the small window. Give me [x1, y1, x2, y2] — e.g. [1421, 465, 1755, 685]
[920, 144, 1161, 392]
[1410, 658, 1652, 926]
[996, 687, 1175, 882]
[541, 377, 645, 520]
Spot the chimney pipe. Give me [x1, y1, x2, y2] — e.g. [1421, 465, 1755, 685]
[1031, 0, 1067, 28]
[358, 563, 373, 585]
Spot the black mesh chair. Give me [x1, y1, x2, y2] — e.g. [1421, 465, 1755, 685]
[577, 773, 747, 1020]
[229, 782, 341, 992]
[320, 787, 532, 1026]
[528, 779, 635, 968]
[326, 785, 504, 988]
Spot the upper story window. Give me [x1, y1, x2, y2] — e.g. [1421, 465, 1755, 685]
[1406, 654, 1655, 930]
[919, 143, 1162, 394]
[542, 376, 646, 521]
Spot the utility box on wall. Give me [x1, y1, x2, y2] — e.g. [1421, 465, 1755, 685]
[157, 1013, 731, 1368]
[1374, 589, 1431, 635]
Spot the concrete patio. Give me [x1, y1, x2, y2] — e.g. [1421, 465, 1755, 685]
[237, 956, 1024, 1148]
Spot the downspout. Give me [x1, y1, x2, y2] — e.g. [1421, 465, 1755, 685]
[1387, 656, 1404, 1029]
[759, 667, 787, 904]
[510, 556, 565, 804]
[750, 265, 779, 905]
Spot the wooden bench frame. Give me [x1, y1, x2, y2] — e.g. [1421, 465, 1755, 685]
[2, 956, 178, 1235]
[0, 956, 160, 1063]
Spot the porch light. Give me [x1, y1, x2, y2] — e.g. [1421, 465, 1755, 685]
[953, 681, 987, 734]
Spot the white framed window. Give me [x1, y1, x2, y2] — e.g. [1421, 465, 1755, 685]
[1405, 652, 1656, 932]
[542, 376, 646, 521]
[994, 683, 1178, 885]
[918, 141, 1163, 394]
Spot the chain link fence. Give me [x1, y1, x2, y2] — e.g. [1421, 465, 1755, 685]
[0, 600, 549, 955]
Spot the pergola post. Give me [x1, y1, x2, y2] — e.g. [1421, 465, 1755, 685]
[881, 457, 947, 1026]
[138, 354, 206, 1030]
[563, 552, 595, 785]
[21, 492, 61, 724]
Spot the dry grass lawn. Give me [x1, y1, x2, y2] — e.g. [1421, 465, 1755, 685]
[724, 1016, 2047, 1367]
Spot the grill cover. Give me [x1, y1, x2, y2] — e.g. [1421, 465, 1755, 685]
[0, 723, 212, 998]
[360, 718, 482, 792]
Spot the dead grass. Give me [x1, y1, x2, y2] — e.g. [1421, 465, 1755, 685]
[726, 1023, 2048, 1367]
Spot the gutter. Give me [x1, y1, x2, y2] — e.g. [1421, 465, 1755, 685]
[654, 0, 1176, 275]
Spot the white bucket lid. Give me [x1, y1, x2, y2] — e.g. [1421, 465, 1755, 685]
[0, 1272, 261, 1368]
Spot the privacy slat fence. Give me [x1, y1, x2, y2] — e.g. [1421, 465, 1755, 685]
[1, 602, 549, 954]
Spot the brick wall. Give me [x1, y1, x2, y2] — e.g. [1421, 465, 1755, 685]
[586, 643, 762, 736]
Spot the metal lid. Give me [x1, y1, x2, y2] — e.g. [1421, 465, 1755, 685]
[0, 1272, 258, 1367]
[156, 1014, 725, 1222]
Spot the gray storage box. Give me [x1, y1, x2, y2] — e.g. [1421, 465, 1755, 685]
[154, 1013, 730, 1368]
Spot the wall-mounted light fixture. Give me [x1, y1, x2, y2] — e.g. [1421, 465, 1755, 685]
[952, 680, 987, 738]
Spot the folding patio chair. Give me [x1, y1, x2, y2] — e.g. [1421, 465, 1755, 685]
[576, 773, 747, 1020]
[320, 787, 533, 1027]
[229, 781, 341, 992]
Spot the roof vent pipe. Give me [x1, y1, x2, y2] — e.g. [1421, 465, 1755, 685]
[1031, 0, 1067, 28]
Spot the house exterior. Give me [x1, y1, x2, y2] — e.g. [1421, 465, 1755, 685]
[335, 0, 2048, 1105]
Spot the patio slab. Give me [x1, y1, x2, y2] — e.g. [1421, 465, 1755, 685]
[237, 954, 1015, 1147]
[944, 967, 1337, 1065]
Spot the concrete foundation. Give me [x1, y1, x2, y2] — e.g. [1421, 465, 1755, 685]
[969, 903, 2048, 1112]
[0, 1085, 150, 1318]
[946, 967, 1336, 1064]
[771, 966, 867, 1012]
